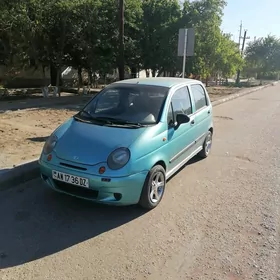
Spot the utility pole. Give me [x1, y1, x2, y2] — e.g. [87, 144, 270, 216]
[236, 29, 250, 85]
[182, 29, 188, 78]
[238, 21, 242, 53]
[118, 0, 125, 81]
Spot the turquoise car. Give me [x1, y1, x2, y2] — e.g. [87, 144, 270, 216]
[39, 78, 213, 209]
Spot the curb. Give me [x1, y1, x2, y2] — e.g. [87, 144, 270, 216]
[0, 160, 39, 191]
[0, 81, 278, 190]
[211, 81, 278, 107]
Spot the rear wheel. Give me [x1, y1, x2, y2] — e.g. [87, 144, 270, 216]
[139, 165, 166, 210]
[198, 130, 212, 158]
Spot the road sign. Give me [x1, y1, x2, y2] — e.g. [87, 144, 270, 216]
[177, 27, 195, 57]
[177, 28, 195, 78]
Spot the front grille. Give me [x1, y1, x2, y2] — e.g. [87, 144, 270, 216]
[60, 162, 87, 171]
[53, 180, 98, 199]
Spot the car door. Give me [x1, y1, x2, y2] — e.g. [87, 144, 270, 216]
[189, 83, 212, 148]
[166, 86, 196, 173]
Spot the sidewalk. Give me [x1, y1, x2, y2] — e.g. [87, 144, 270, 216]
[0, 94, 97, 112]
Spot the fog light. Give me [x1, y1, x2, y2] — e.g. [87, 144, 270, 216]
[114, 193, 122, 201]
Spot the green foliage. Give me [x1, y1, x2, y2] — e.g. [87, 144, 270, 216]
[0, 0, 254, 83]
[245, 35, 280, 80]
[215, 33, 244, 78]
[140, 0, 181, 75]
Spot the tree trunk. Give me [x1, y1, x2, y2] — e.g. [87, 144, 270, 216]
[118, 0, 125, 80]
[152, 69, 156, 77]
[88, 69, 93, 88]
[42, 65, 47, 87]
[50, 66, 62, 89]
[93, 72, 98, 88]
[145, 69, 150, 77]
[50, 63, 57, 86]
[55, 67, 61, 97]
[130, 66, 137, 78]
[77, 67, 83, 94]
[205, 76, 209, 87]
[41, 65, 49, 97]
[55, 18, 67, 97]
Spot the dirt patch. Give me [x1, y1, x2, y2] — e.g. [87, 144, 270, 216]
[207, 86, 241, 101]
[0, 108, 77, 168]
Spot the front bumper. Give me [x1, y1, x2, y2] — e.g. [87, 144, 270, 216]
[39, 160, 148, 206]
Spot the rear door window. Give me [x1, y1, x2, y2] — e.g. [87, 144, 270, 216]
[191, 84, 208, 112]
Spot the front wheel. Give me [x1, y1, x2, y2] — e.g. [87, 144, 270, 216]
[198, 130, 212, 158]
[139, 165, 166, 210]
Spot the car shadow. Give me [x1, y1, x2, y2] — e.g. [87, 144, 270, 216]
[167, 155, 204, 182]
[27, 136, 49, 142]
[0, 183, 147, 269]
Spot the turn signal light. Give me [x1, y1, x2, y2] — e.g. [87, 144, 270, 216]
[99, 166, 106, 174]
[47, 154, 52, 161]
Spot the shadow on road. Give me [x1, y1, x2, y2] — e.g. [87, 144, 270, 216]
[0, 182, 147, 269]
[0, 168, 11, 175]
[167, 155, 204, 182]
[0, 155, 204, 269]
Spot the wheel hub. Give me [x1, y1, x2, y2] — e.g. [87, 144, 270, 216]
[150, 172, 164, 203]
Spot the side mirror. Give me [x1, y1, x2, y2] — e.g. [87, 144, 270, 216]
[176, 113, 190, 125]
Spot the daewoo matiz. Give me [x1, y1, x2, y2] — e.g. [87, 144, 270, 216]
[39, 78, 213, 209]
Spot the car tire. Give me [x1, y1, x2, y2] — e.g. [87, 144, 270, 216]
[139, 165, 166, 210]
[198, 130, 212, 158]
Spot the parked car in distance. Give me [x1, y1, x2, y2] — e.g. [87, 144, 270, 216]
[39, 77, 213, 209]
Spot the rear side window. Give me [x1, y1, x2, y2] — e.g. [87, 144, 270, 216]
[191, 84, 208, 111]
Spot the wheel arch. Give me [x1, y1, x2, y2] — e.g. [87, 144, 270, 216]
[152, 160, 167, 171]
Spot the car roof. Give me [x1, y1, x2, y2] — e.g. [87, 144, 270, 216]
[113, 77, 202, 88]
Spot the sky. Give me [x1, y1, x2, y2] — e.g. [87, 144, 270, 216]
[221, 0, 280, 44]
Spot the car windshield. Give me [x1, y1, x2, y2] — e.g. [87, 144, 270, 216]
[79, 84, 169, 125]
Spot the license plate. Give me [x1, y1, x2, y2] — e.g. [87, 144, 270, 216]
[52, 170, 89, 188]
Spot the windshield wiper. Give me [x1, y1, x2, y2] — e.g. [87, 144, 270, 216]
[94, 117, 145, 127]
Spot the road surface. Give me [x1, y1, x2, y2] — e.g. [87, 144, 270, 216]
[1, 84, 280, 280]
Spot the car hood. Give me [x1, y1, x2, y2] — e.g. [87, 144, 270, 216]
[54, 118, 145, 165]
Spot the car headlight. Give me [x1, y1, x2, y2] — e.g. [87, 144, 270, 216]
[107, 147, 130, 170]
[43, 134, 58, 155]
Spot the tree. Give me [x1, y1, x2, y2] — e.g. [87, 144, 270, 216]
[0, 0, 250, 89]
[181, 0, 227, 84]
[245, 35, 280, 82]
[213, 33, 243, 82]
[140, 0, 181, 77]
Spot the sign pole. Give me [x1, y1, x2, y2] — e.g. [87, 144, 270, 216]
[182, 29, 188, 78]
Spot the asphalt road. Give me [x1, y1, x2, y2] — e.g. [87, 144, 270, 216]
[1, 84, 280, 280]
